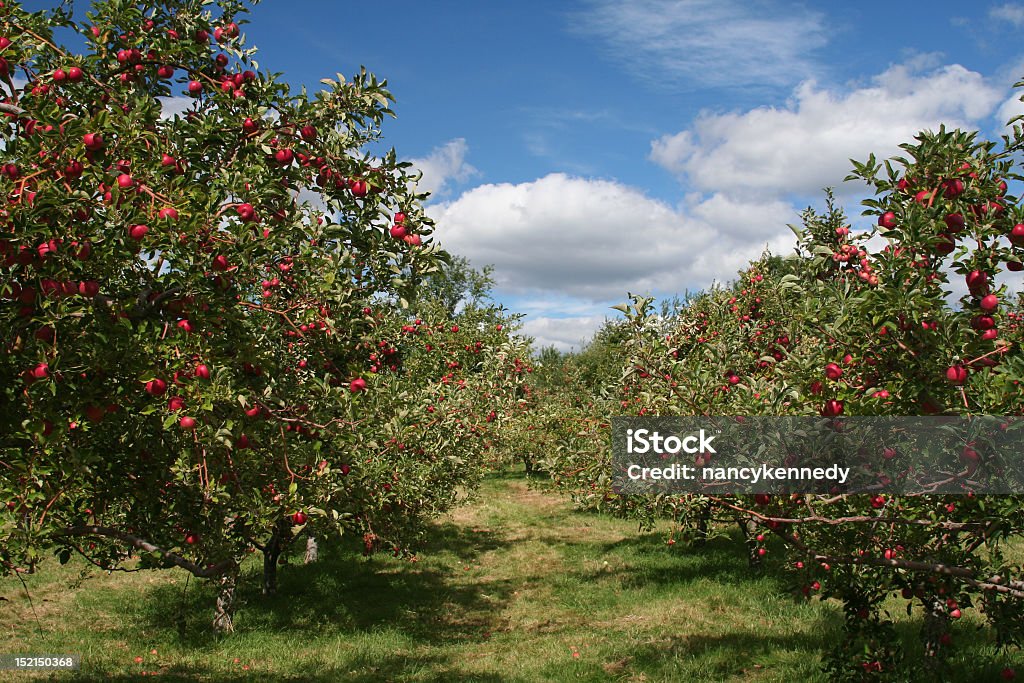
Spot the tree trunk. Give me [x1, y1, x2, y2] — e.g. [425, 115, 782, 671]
[304, 536, 319, 564]
[694, 501, 713, 547]
[212, 565, 238, 633]
[740, 517, 762, 568]
[262, 520, 287, 596]
[920, 594, 950, 671]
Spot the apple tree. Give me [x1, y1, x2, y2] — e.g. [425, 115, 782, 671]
[0, 0, 514, 631]
[537, 111, 1024, 676]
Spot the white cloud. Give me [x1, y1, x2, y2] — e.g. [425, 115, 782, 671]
[408, 138, 478, 198]
[996, 92, 1024, 128]
[521, 315, 609, 353]
[429, 173, 795, 303]
[572, 0, 827, 89]
[650, 62, 1005, 200]
[991, 3, 1024, 26]
[157, 96, 194, 119]
[428, 59, 1021, 352]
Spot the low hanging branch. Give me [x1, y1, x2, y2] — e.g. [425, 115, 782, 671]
[707, 496, 987, 531]
[0, 102, 25, 116]
[765, 519, 1024, 599]
[53, 526, 235, 578]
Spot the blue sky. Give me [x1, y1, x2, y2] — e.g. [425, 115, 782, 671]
[34, 0, 1024, 350]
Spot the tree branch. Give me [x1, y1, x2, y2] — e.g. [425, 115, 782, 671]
[0, 102, 25, 116]
[52, 526, 235, 578]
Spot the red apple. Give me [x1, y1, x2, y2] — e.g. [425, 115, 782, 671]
[942, 178, 964, 198]
[194, 364, 211, 380]
[1010, 224, 1024, 247]
[145, 378, 167, 396]
[821, 399, 843, 417]
[944, 212, 965, 232]
[187, 80, 203, 96]
[945, 365, 967, 385]
[274, 148, 294, 165]
[824, 362, 842, 380]
[128, 224, 148, 240]
[971, 315, 995, 330]
[966, 270, 988, 295]
[349, 377, 367, 393]
[980, 294, 999, 312]
[179, 416, 197, 430]
[83, 132, 104, 150]
[236, 203, 256, 222]
[291, 510, 308, 525]
[934, 233, 955, 255]
[158, 207, 179, 220]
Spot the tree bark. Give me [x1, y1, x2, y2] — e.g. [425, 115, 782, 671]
[262, 520, 288, 596]
[694, 501, 713, 547]
[212, 565, 238, 633]
[304, 536, 318, 564]
[920, 594, 950, 669]
[740, 517, 762, 568]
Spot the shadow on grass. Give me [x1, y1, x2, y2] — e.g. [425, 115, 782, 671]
[65, 653, 510, 683]
[123, 520, 517, 653]
[590, 528, 778, 589]
[581, 629, 837, 682]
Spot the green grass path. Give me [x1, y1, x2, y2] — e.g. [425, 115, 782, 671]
[2, 471, 1019, 681]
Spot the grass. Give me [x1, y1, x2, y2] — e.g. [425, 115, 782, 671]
[1, 469, 1021, 681]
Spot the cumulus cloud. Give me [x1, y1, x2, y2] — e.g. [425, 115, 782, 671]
[408, 138, 478, 198]
[649, 62, 1005, 200]
[157, 96, 194, 119]
[429, 173, 794, 303]
[572, 0, 827, 90]
[521, 315, 609, 353]
[428, 59, 1021, 352]
[990, 3, 1024, 26]
[996, 91, 1024, 128]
